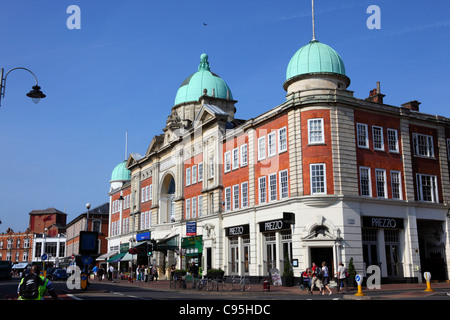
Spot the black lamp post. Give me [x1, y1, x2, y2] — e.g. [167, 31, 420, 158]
[0, 67, 46, 106]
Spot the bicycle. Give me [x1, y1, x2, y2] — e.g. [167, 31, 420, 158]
[196, 278, 208, 290]
[224, 275, 251, 291]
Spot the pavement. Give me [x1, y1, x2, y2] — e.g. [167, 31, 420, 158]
[86, 277, 450, 300]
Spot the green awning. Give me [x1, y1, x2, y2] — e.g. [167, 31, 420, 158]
[107, 252, 126, 263]
[157, 235, 179, 251]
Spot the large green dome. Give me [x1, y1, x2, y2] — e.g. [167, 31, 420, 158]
[174, 53, 233, 106]
[110, 160, 130, 182]
[285, 40, 346, 82]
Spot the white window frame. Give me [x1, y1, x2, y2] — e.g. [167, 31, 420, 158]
[233, 184, 240, 210]
[308, 118, 324, 144]
[359, 167, 372, 197]
[413, 133, 434, 158]
[192, 165, 197, 184]
[279, 169, 289, 199]
[186, 167, 191, 186]
[192, 197, 197, 219]
[240, 144, 248, 167]
[390, 171, 402, 200]
[198, 162, 203, 181]
[209, 157, 214, 178]
[224, 151, 231, 173]
[258, 176, 267, 204]
[258, 136, 266, 161]
[269, 173, 277, 202]
[198, 195, 203, 217]
[416, 174, 439, 203]
[373, 126, 384, 151]
[268, 132, 276, 157]
[356, 123, 369, 148]
[225, 187, 232, 211]
[387, 128, 399, 153]
[375, 169, 387, 198]
[241, 181, 248, 208]
[310, 163, 326, 195]
[278, 127, 287, 153]
[186, 198, 191, 219]
[232, 148, 239, 170]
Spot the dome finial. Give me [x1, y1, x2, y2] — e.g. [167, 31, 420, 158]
[311, 0, 316, 41]
[198, 53, 211, 71]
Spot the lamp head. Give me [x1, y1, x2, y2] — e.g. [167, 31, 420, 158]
[26, 85, 46, 104]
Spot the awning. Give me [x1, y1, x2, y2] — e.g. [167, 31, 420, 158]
[106, 252, 134, 263]
[119, 253, 133, 261]
[12, 263, 28, 269]
[107, 252, 127, 263]
[157, 235, 179, 251]
[96, 251, 118, 261]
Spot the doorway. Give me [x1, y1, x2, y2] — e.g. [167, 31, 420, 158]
[310, 247, 333, 277]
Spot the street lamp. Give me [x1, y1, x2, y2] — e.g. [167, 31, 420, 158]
[0, 67, 46, 106]
[85, 203, 91, 232]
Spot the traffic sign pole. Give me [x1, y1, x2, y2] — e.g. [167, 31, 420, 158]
[354, 274, 366, 296]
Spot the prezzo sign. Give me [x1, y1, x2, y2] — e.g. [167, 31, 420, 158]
[259, 219, 290, 232]
[362, 216, 404, 229]
[225, 224, 249, 237]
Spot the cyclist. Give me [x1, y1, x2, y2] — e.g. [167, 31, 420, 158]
[17, 265, 58, 300]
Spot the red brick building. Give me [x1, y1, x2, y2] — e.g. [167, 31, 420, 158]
[106, 40, 450, 283]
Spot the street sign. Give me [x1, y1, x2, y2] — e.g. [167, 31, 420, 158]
[82, 256, 93, 265]
[41, 254, 48, 261]
[355, 274, 362, 285]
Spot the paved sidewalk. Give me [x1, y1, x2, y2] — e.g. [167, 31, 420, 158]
[98, 278, 450, 299]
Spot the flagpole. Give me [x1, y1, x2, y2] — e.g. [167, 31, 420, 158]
[311, 0, 316, 41]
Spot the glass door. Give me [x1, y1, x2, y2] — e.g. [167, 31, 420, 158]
[265, 232, 276, 274]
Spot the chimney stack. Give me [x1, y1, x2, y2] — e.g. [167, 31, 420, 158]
[365, 81, 385, 104]
[401, 100, 421, 112]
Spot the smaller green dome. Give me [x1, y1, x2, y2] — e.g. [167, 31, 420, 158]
[286, 40, 346, 82]
[110, 160, 130, 182]
[174, 54, 233, 106]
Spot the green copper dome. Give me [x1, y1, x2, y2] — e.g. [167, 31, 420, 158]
[286, 40, 346, 81]
[110, 160, 130, 182]
[174, 53, 233, 106]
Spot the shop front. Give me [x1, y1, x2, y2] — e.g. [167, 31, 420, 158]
[225, 224, 250, 275]
[259, 212, 294, 276]
[181, 235, 203, 271]
[362, 216, 404, 279]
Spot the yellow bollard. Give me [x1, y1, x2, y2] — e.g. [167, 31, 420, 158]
[355, 284, 366, 296]
[354, 274, 366, 296]
[423, 272, 434, 292]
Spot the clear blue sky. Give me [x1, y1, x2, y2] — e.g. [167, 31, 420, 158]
[0, 0, 449, 233]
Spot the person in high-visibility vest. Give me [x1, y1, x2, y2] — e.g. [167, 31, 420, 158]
[17, 265, 58, 300]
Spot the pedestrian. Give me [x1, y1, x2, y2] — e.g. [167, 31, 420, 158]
[301, 268, 312, 293]
[140, 265, 145, 282]
[144, 265, 149, 282]
[321, 261, 333, 295]
[98, 267, 104, 281]
[170, 264, 176, 281]
[152, 265, 159, 282]
[190, 263, 199, 288]
[337, 262, 348, 293]
[17, 265, 58, 300]
[108, 265, 114, 281]
[310, 262, 323, 295]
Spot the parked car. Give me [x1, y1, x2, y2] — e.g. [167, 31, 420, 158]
[48, 269, 69, 281]
[45, 267, 56, 277]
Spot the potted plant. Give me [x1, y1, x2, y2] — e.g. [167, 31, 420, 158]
[347, 258, 357, 288]
[282, 252, 294, 287]
[207, 268, 225, 279]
